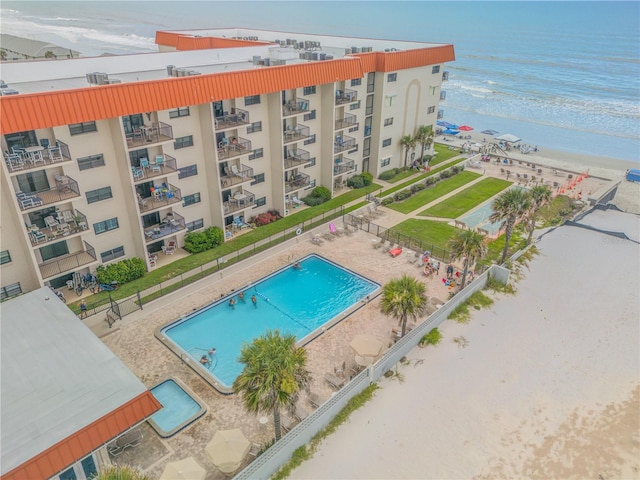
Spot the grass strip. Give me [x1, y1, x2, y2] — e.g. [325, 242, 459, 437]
[389, 218, 460, 253]
[379, 157, 466, 197]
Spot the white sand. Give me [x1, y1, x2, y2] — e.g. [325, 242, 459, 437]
[290, 209, 640, 479]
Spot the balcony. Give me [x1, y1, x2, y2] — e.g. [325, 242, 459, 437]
[442, 71, 449, 82]
[218, 137, 252, 161]
[132, 154, 178, 183]
[4, 141, 72, 174]
[440, 91, 447, 101]
[144, 211, 186, 243]
[126, 122, 173, 149]
[333, 158, 356, 175]
[438, 109, 444, 119]
[285, 172, 310, 194]
[284, 148, 312, 170]
[334, 135, 357, 154]
[15, 175, 81, 211]
[215, 108, 250, 130]
[282, 99, 310, 117]
[137, 183, 182, 213]
[28, 208, 89, 247]
[38, 240, 97, 279]
[221, 164, 254, 188]
[335, 89, 357, 105]
[335, 113, 358, 131]
[283, 124, 310, 144]
[223, 189, 256, 215]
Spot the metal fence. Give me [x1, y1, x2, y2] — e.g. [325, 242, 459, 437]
[233, 264, 498, 480]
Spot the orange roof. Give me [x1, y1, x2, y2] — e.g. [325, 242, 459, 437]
[1, 391, 161, 480]
[353, 45, 455, 72]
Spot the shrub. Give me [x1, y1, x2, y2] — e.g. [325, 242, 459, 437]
[378, 170, 397, 181]
[419, 328, 442, 347]
[251, 211, 280, 226]
[184, 226, 224, 253]
[303, 195, 324, 206]
[393, 189, 412, 201]
[451, 165, 463, 175]
[440, 169, 452, 179]
[361, 171, 373, 186]
[347, 175, 365, 189]
[381, 197, 394, 206]
[303, 186, 332, 206]
[425, 177, 437, 186]
[96, 257, 146, 284]
[410, 183, 425, 193]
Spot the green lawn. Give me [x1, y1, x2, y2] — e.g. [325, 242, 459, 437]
[386, 169, 419, 184]
[388, 218, 461, 254]
[419, 178, 512, 218]
[387, 171, 481, 214]
[430, 143, 461, 166]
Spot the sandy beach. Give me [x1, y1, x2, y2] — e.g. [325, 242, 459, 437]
[290, 208, 640, 479]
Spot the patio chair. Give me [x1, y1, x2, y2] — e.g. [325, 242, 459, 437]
[292, 196, 304, 206]
[162, 240, 177, 255]
[248, 443, 261, 458]
[48, 146, 63, 162]
[30, 229, 47, 244]
[44, 215, 59, 229]
[5, 153, 25, 171]
[107, 429, 143, 457]
[132, 166, 144, 180]
[140, 158, 150, 170]
[151, 155, 163, 173]
[324, 373, 346, 390]
[308, 392, 325, 408]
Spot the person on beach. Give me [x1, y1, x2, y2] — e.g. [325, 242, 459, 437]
[446, 264, 454, 279]
[251, 294, 257, 307]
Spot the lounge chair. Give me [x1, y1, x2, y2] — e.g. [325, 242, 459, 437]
[162, 240, 177, 255]
[324, 373, 346, 390]
[248, 443, 261, 458]
[107, 429, 143, 457]
[329, 222, 340, 236]
[334, 361, 346, 377]
[231, 164, 247, 179]
[292, 196, 304, 206]
[294, 404, 309, 421]
[308, 392, 326, 408]
[44, 215, 59, 229]
[388, 247, 403, 257]
[281, 413, 297, 433]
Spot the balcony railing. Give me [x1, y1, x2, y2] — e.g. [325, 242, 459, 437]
[223, 189, 256, 215]
[126, 122, 174, 149]
[218, 137, 252, 161]
[283, 124, 310, 144]
[38, 240, 97, 279]
[215, 108, 250, 130]
[4, 141, 72, 174]
[335, 113, 358, 131]
[285, 172, 310, 193]
[144, 211, 186, 243]
[284, 148, 312, 169]
[138, 183, 182, 212]
[28, 208, 89, 247]
[334, 135, 357, 154]
[282, 99, 310, 117]
[132, 154, 178, 183]
[221, 164, 254, 188]
[335, 89, 357, 105]
[15, 175, 81, 211]
[333, 158, 356, 175]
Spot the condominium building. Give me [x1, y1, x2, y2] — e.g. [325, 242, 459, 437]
[0, 28, 454, 298]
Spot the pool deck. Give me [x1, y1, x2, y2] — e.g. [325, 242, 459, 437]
[102, 226, 453, 478]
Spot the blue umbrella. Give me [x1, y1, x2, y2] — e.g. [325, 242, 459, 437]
[437, 120, 450, 127]
[442, 128, 460, 135]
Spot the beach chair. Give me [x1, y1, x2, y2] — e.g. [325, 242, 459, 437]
[107, 429, 143, 457]
[248, 443, 261, 458]
[308, 392, 326, 408]
[281, 413, 297, 433]
[294, 404, 309, 422]
[388, 246, 403, 257]
[324, 373, 346, 390]
[334, 361, 346, 377]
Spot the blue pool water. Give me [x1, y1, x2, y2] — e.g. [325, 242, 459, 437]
[149, 379, 206, 437]
[160, 254, 378, 389]
[460, 187, 525, 234]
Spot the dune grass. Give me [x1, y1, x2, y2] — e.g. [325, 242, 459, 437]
[387, 171, 481, 214]
[419, 178, 512, 218]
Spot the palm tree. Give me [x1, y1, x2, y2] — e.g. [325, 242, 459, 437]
[44, 50, 56, 59]
[490, 188, 531, 264]
[380, 274, 428, 337]
[526, 185, 552, 245]
[0, 49, 7, 61]
[233, 330, 311, 441]
[415, 125, 434, 164]
[399, 135, 416, 169]
[447, 229, 488, 290]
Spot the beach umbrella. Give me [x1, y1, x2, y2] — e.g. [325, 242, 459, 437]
[206, 429, 251, 474]
[442, 128, 460, 136]
[436, 120, 449, 127]
[481, 129, 499, 135]
[458, 125, 473, 131]
[159, 457, 206, 480]
[350, 334, 383, 358]
[495, 133, 521, 143]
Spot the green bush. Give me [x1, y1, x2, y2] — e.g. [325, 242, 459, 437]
[347, 175, 365, 189]
[381, 197, 394, 206]
[419, 328, 442, 347]
[410, 183, 425, 193]
[303, 185, 332, 206]
[393, 189, 412, 201]
[378, 170, 397, 181]
[96, 257, 146, 284]
[440, 169, 452, 179]
[361, 171, 373, 186]
[303, 195, 324, 206]
[184, 226, 224, 253]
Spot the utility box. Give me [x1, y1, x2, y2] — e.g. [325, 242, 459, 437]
[625, 169, 640, 183]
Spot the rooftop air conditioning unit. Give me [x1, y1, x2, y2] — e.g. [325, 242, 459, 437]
[166, 65, 175, 77]
[263, 58, 271, 66]
[0, 80, 7, 89]
[325, 55, 333, 60]
[94, 72, 109, 85]
[0, 88, 19, 96]
[319, 53, 326, 60]
[253, 56, 261, 65]
[345, 48, 352, 55]
[85, 73, 98, 85]
[104, 78, 122, 84]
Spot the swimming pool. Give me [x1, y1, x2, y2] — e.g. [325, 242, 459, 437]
[157, 254, 379, 393]
[148, 378, 206, 437]
[459, 186, 525, 234]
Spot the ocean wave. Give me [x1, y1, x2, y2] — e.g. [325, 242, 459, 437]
[485, 80, 497, 85]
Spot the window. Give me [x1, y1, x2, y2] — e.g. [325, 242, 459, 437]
[385, 94, 396, 107]
[255, 196, 266, 207]
[86, 186, 113, 204]
[384, 117, 394, 127]
[350, 101, 361, 110]
[432, 65, 440, 74]
[303, 134, 316, 146]
[186, 218, 204, 231]
[169, 106, 190, 118]
[427, 106, 436, 114]
[0, 282, 22, 301]
[303, 110, 316, 121]
[363, 138, 371, 156]
[381, 157, 391, 167]
[250, 173, 265, 185]
[303, 86, 316, 95]
[367, 72, 376, 93]
[69, 121, 97, 135]
[77, 154, 105, 171]
[249, 148, 264, 160]
[429, 86, 437, 95]
[247, 121, 262, 133]
[0, 250, 11, 265]
[178, 165, 198, 179]
[309, 179, 316, 188]
[93, 217, 119, 235]
[100, 246, 125, 263]
[387, 73, 397, 82]
[244, 95, 261, 106]
[174, 135, 194, 149]
[348, 125, 359, 133]
[382, 138, 392, 147]
[183, 192, 201, 206]
[351, 78, 362, 87]
[304, 157, 316, 168]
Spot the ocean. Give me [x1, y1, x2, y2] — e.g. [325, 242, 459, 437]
[2, 1, 639, 164]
